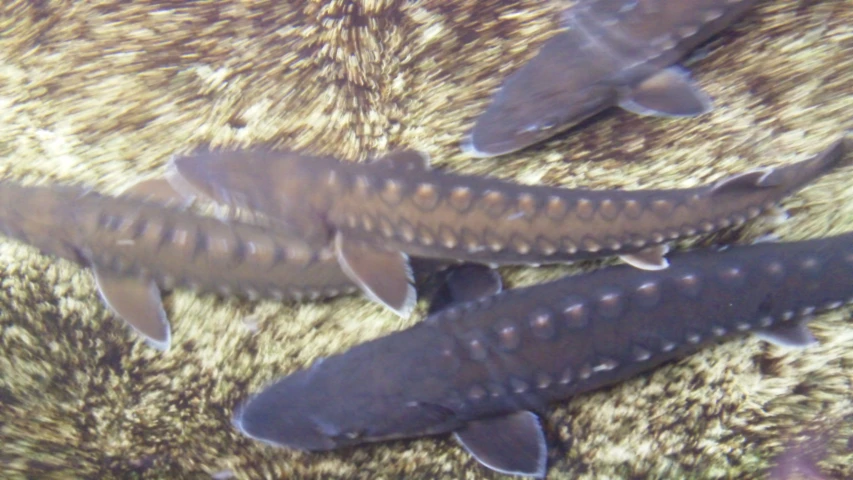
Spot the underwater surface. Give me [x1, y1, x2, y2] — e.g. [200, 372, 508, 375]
[1, 0, 852, 478]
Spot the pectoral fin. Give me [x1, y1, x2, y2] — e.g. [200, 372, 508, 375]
[620, 245, 670, 270]
[334, 232, 416, 317]
[121, 178, 194, 208]
[618, 67, 712, 117]
[93, 267, 170, 350]
[751, 233, 780, 245]
[453, 411, 547, 478]
[755, 318, 818, 348]
[428, 264, 503, 315]
[372, 150, 431, 171]
[711, 168, 776, 194]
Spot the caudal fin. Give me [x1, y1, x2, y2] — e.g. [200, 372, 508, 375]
[752, 135, 850, 192]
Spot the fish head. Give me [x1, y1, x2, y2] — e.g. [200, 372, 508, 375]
[233, 366, 344, 451]
[234, 335, 464, 450]
[464, 29, 620, 158]
[464, 72, 617, 158]
[168, 149, 304, 210]
[168, 149, 334, 239]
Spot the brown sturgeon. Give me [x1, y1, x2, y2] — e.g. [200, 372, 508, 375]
[465, 0, 759, 157]
[169, 137, 849, 318]
[0, 178, 357, 350]
[233, 229, 853, 478]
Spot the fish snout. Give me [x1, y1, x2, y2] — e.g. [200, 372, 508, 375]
[232, 396, 340, 451]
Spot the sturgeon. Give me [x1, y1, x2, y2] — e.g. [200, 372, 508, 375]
[168, 137, 848, 318]
[0, 178, 356, 350]
[465, 0, 759, 157]
[234, 231, 853, 477]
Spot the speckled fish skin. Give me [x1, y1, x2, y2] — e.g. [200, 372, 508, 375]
[234, 231, 853, 476]
[171, 138, 847, 267]
[466, 0, 758, 157]
[0, 181, 355, 348]
[0, 182, 353, 299]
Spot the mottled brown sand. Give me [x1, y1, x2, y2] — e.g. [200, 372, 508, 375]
[0, 0, 851, 478]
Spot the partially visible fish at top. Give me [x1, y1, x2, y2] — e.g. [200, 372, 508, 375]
[0, 177, 358, 351]
[167, 136, 850, 320]
[464, 0, 759, 157]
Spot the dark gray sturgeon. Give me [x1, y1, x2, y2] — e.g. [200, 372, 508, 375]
[235, 232, 853, 477]
[466, 0, 759, 157]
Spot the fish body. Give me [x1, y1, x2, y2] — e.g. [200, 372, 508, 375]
[235, 230, 853, 477]
[170, 138, 849, 317]
[466, 0, 759, 157]
[0, 180, 355, 350]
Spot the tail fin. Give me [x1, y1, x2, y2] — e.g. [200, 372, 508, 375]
[707, 135, 850, 202]
[756, 135, 850, 191]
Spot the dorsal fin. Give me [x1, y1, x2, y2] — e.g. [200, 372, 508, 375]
[372, 150, 431, 171]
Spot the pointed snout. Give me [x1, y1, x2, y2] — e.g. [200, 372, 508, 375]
[232, 383, 338, 451]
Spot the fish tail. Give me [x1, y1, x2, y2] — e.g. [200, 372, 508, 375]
[762, 135, 850, 191]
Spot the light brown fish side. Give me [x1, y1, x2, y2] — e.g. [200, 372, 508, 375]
[169, 136, 850, 317]
[0, 179, 355, 350]
[465, 0, 759, 157]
